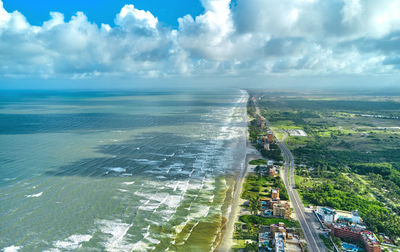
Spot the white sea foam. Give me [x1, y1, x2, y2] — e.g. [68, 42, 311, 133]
[165, 180, 189, 193]
[143, 225, 150, 239]
[205, 194, 215, 203]
[146, 237, 160, 245]
[131, 159, 159, 165]
[107, 167, 126, 173]
[165, 162, 184, 174]
[2, 245, 23, 252]
[3, 177, 16, 181]
[97, 219, 133, 252]
[25, 192, 43, 198]
[53, 234, 92, 250]
[163, 195, 182, 208]
[139, 202, 160, 212]
[144, 218, 162, 226]
[131, 241, 149, 252]
[121, 173, 132, 177]
[159, 209, 176, 222]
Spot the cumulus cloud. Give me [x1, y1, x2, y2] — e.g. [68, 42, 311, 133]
[0, 0, 399, 80]
[177, 0, 234, 60]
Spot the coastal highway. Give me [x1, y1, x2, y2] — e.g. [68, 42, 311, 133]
[279, 134, 326, 252]
[254, 101, 325, 252]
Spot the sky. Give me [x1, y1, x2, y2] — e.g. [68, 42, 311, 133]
[1, 0, 400, 89]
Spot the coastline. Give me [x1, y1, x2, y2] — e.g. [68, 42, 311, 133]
[218, 99, 262, 252]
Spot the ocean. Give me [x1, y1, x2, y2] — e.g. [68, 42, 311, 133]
[0, 89, 248, 251]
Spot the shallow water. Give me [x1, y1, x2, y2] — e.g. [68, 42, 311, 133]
[0, 89, 248, 251]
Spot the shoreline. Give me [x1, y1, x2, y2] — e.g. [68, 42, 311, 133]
[218, 143, 262, 250]
[218, 91, 262, 251]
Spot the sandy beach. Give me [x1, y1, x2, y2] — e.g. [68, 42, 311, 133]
[218, 142, 262, 251]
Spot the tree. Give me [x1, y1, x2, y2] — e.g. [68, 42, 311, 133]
[249, 197, 260, 215]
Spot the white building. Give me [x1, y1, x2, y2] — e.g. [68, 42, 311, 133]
[317, 207, 338, 223]
[352, 210, 361, 224]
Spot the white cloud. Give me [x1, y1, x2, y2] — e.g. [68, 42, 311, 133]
[115, 4, 158, 30]
[0, 0, 10, 24]
[177, 0, 234, 61]
[0, 0, 399, 81]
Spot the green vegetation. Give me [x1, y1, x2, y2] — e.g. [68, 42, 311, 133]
[257, 143, 284, 162]
[248, 101, 284, 162]
[319, 234, 334, 251]
[239, 215, 300, 228]
[233, 103, 300, 250]
[302, 183, 400, 236]
[249, 159, 267, 165]
[250, 90, 400, 240]
[242, 173, 288, 201]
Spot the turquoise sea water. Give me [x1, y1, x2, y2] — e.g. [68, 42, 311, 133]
[0, 89, 248, 251]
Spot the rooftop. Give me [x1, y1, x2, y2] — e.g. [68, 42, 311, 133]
[275, 232, 286, 252]
[361, 231, 379, 245]
[318, 207, 336, 215]
[332, 223, 366, 233]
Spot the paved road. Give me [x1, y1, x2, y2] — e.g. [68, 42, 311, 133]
[279, 135, 326, 252]
[254, 102, 325, 252]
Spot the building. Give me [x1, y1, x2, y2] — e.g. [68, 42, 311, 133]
[316, 206, 363, 225]
[267, 131, 274, 143]
[260, 190, 289, 218]
[271, 189, 280, 201]
[361, 231, 381, 252]
[331, 223, 381, 252]
[331, 223, 363, 241]
[271, 223, 286, 251]
[352, 210, 361, 224]
[273, 202, 290, 218]
[260, 197, 270, 210]
[317, 207, 338, 224]
[274, 232, 286, 252]
[268, 223, 302, 252]
[270, 223, 286, 234]
[259, 231, 271, 251]
[269, 167, 277, 177]
[257, 136, 267, 145]
[258, 116, 265, 129]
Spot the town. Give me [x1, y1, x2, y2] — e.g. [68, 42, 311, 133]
[232, 95, 398, 252]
